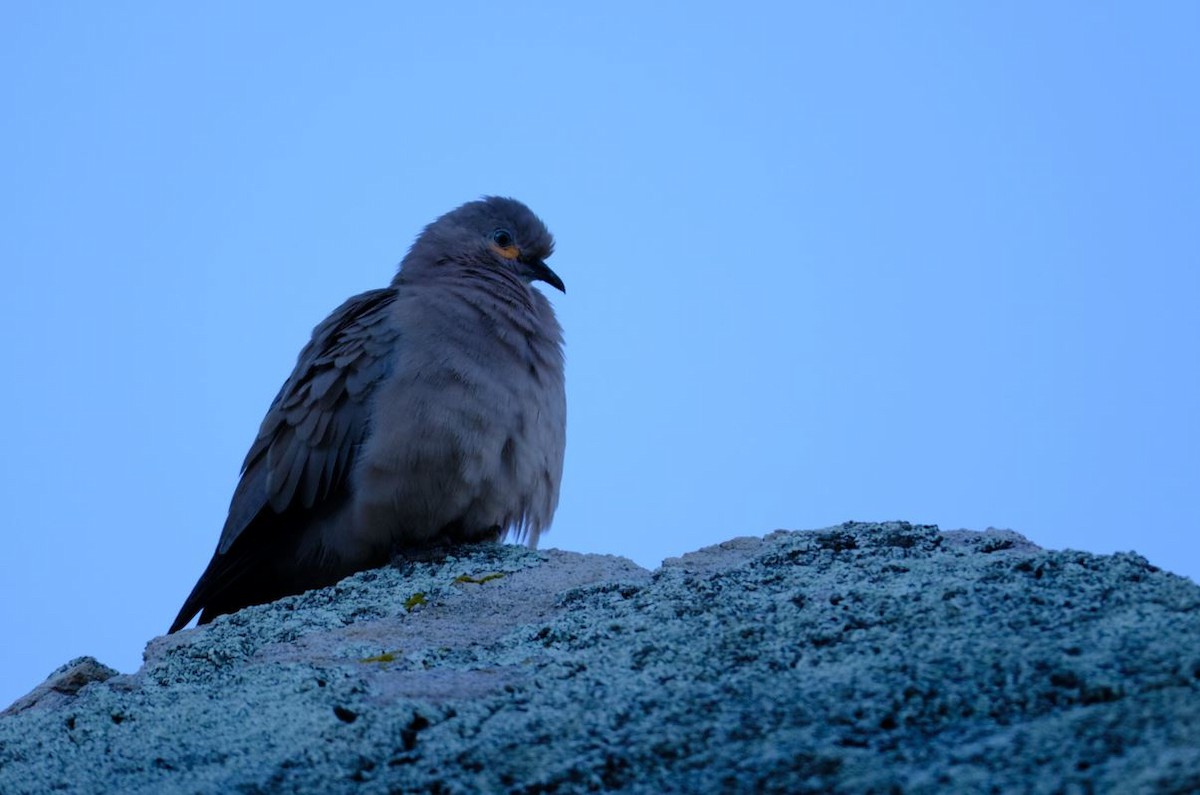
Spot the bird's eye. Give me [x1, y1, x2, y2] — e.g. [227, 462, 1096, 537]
[492, 229, 514, 248]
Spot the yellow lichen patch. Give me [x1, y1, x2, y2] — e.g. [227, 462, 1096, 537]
[359, 651, 399, 664]
[453, 572, 506, 585]
[404, 592, 427, 611]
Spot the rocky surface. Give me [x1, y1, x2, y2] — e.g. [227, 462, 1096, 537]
[2, 522, 1199, 794]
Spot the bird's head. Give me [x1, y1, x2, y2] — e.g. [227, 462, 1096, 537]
[398, 196, 564, 293]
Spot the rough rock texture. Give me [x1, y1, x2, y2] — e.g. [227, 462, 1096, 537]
[2, 522, 1199, 794]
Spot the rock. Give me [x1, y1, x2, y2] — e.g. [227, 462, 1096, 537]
[2, 522, 1198, 794]
[1, 657, 120, 717]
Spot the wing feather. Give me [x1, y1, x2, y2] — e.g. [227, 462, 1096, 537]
[172, 287, 401, 633]
[215, 287, 398, 553]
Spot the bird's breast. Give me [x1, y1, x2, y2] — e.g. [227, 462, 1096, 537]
[333, 283, 565, 564]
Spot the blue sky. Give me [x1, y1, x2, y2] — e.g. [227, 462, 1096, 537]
[2, 2, 1197, 709]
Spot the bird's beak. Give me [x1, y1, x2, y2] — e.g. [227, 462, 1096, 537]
[524, 259, 566, 294]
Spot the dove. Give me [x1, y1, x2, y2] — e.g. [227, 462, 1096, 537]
[169, 197, 565, 632]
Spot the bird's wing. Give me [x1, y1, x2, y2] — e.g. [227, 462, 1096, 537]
[169, 287, 398, 633]
[219, 287, 400, 554]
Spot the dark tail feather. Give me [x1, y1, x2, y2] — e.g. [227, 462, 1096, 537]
[167, 527, 310, 633]
[169, 563, 213, 634]
[169, 544, 260, 633]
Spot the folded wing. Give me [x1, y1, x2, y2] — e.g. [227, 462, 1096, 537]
[169, 288, 399, 632]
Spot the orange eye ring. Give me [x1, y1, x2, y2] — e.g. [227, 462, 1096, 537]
[490, 228, 520, 259]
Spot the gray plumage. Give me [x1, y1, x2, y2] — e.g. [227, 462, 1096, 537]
[170, 197, 565, 632]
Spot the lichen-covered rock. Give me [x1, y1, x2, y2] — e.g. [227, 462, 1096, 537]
[2, 523, 1198, 793]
